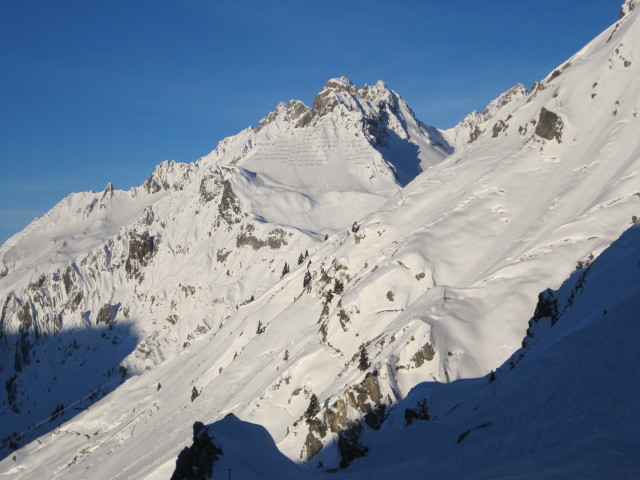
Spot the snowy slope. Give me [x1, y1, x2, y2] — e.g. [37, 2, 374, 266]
[1, 2, 640, 478]
[171, 222, 640, 479]
[341, 222, 640, 479]
[441, 83, 529, 149]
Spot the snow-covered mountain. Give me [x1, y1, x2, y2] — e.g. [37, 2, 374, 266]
[1, 1, 639, 478]
[0, 76, 450, 461]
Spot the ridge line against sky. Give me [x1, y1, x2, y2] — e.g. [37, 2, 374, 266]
[0, 0, 621, 244]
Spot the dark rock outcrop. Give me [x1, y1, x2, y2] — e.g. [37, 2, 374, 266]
[216, 181, 242, 227]
[469, 125, 482, 143]
[304, 432, 323, 460]
[535, 108, 564, 142]
[13, 332, 31, 372]
[298, 78, 358, 127]
[199, 176, 218, 203]
[492, 119, 507, 137]
[16, 303, 33, 332]
[302, 370, 388, 463]
[337, 423, 368, 468]
[170, 421, 223, 480]
[96, 303, 120, 326]
[411, 342, 435, 368]
[124, 232, 156, 281]
[258, 100, 309, 130]
[404, 399, 430, 426]
[236, 224, 288, 250]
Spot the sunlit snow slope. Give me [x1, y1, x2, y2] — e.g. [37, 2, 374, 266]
[175, 222, 640, 480]
[1, 3, 640, 479]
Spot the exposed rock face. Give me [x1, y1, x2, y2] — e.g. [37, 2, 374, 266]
[300, 77, 359, 126]
[258, 100, 309, 130]
[337, 423, 368, 468]
[621, 0, 638, 17]
[170, 421, 223, 480]
[216, 180, 242, 227]
[143, 160, 194, 194]
[411, 342, 435, 368]
[96, 303, 120, 326]
[304, 432, 323, 460]
[404, 399, 430, 426]
[302, 370, 390, 464]
[535, 107, 564, 142]
[236, 224, 288, 250]
[16, 303, 32, 332]
[13, 332, 31, 372]
[198, 175, 218, 203]
[469, 124, 482, 143]
[143, 174, 163, 195]
[124, 232, 156, 280]
[324, 398, 349, 434]
[492, 119, 507, 137]
[216, 249, 231, 263]
[62, 266, 75, 295]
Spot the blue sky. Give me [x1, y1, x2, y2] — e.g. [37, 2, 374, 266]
[0, 0, 621, 244]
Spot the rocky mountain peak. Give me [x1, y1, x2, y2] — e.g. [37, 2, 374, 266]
[297, 77, 399, 125]
[256, 77, 376, 132]
[359, 79, 388, 95]
[319, 76, 358, 94]
[257, 99, 309, 131]
[255, 77, 409, 135]
[299, 77, 359, 125]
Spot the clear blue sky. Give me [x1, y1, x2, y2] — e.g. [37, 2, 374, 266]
[0, 0, 621, 244]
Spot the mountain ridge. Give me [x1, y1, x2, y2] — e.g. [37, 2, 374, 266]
[1, 2, 639, 477]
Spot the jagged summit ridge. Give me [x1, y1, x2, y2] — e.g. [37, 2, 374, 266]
[1, 2, 640, 477]
[193, 77, 453, 229]
[442, 83, 529, 148]
[251, 77, 401, 133]
[252, 76, 450, 160]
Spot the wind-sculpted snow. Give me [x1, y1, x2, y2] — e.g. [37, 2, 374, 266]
[1, 2, 640, 478]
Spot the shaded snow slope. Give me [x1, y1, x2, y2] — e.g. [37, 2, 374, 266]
[1, 3, 640, 478]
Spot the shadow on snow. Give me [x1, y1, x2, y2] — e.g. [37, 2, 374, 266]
[0, 321, 140, 459]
